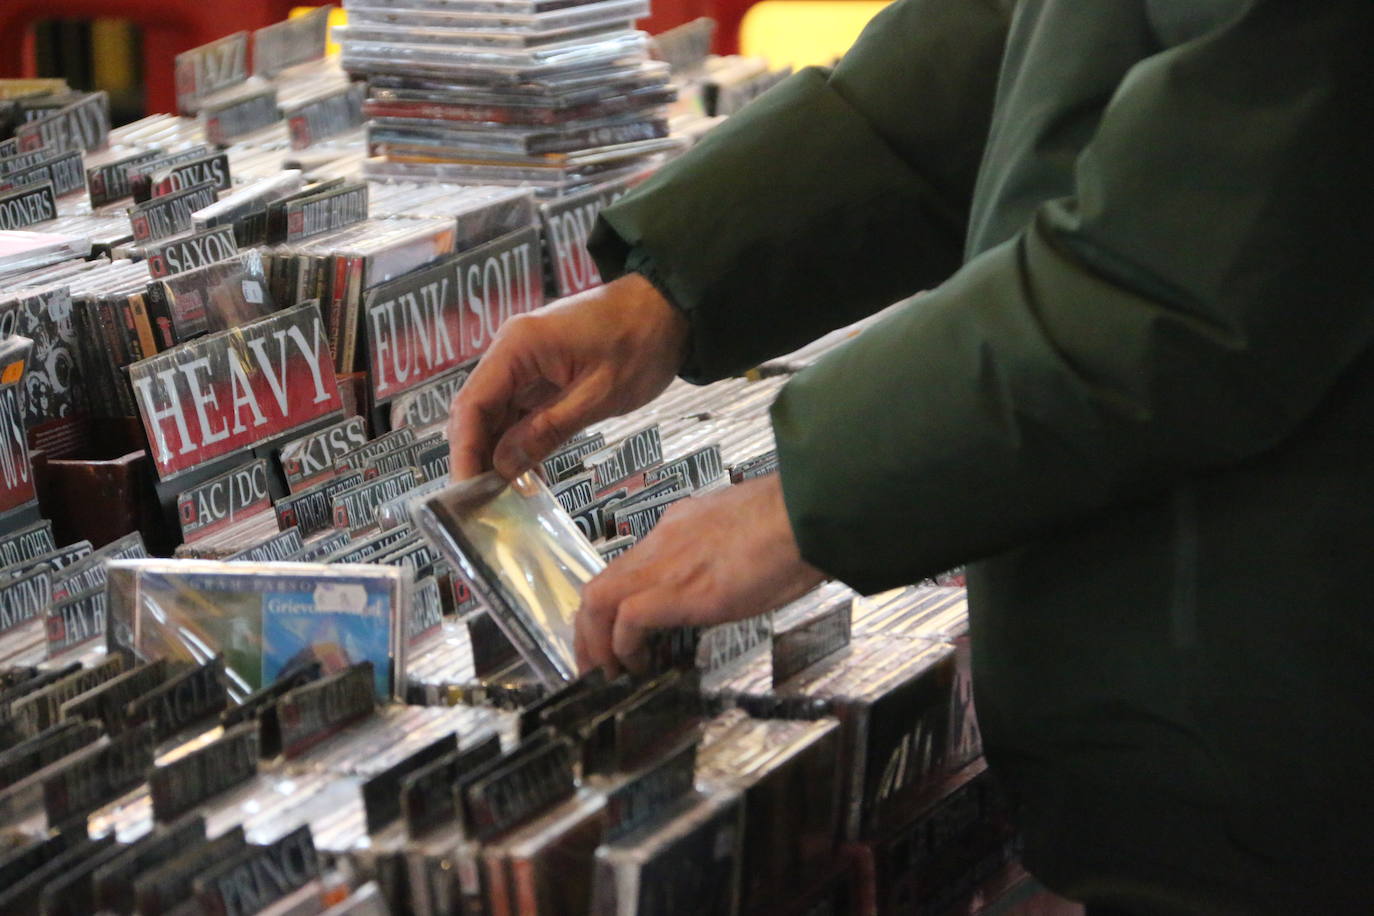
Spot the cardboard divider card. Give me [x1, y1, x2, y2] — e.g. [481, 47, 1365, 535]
[0, 149, 86, 197]
[174, 33, 249, 116]
[45, 587, 107, 659]
[128, 303, 344, 481]
[0, 519, 54, 566]
[539, 175, 636, 297]
[149, 152, 232, 198]
[144, 225, 239, 280]
[286, 84, 367, 151]
[279, 415, 368, 492]
[127, 146, 215, 204]
[253, 6, 332, 77]
[226, 527, 305, 562]
[127, 181, 220, 244]
[365, 226, 544, 405]
[0, 563, 50, 634]
[542, 433, 606, 483]
[86, 148, 164, 207]
[276, 471, 365, 538]
[331, 468, 419, 534]
[388, 360, 476, 431]
[202, 88, 282, 146]
[14, 92, 110, 153]
[0, 182, 57, 232]
[332, 428, 415, 475]
[177, 458, 274, 543]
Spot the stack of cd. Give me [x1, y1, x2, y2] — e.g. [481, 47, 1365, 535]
[338, 0, 684, 195]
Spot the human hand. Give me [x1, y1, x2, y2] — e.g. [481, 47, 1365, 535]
[448, 274, 690, 480]
[573, 474, 826, 676]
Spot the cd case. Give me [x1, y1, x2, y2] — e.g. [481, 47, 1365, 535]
[105, 559, 410, 702]
[413, 471, 603, 687]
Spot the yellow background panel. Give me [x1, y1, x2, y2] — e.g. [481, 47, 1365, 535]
[739, 0, 890, 70]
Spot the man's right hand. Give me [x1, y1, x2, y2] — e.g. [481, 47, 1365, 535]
[448, 273, 691, 480]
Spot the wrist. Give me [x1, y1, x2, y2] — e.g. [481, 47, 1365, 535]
[616, 272, 691, 373]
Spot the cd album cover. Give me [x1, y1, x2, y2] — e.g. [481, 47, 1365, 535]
[107, 559, 409, 701]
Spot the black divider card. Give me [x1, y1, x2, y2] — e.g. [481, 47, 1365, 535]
[7, 655, 126, 737]
[332, 428, 415, 474]
[603, 737, 697, 843]
[409, 576, 444, 646]
[36, 833, 131, 916]
[644, 445, 725, 491]
[0, 565, 52, 635]
[177, 458, 273, 544]
[276, 662, 376, 758]
[0, 719, 101, 789]
[127, 181, 219, 244]
[129, 303, 344, 481]
[148, 152, 231, 197]
[148, 721, 258, 823]
[612, 490, 688, 540]
[174, 33, 249, 115]
[0, 834, 117, 913]
[365, 226, 544, 405]
[192, 824, 320, 916]
[285, 84, 366, 150]
[13, 91, 109, 153]
[0, 146, 59, 179]
[278, 415, 368, 492]
[125, 657, 229, 743]
[273, 181, 369, 244]
[331, 467, 419, 534]
[127, 146, 215, 203]
[13, 541, 91, 580]
[134, 826, 246, 916]
[0, 181, 57, 230]
[387, 360, 476, 431]
[542, 433, 606, 484]
[0, 149, 85, 196]
[464, 736, 576, 842]
[58, 658, 170, 733]
[253, 5, 330, 76]
[729, 449, 779, 483]
[360, 433, 442, 481]
[288, 530, 350, 562]
[91, 814, 207, 914]
[589, 424, 663, 491]
[203, 89, 281, 146]
[362, 731, 457, 833]
[275, 471, 364, 537]
[771, 601, 851, 687]
[52, 530, 147, 601]
[540, 175, 635, 297]
[45, 586, 107, 658]
[86, 148, 163, 207]
[401, 733, 501, 838]
[225, 526, 304, 562]
[42, 723, 155, 826]
[0, 519, 54, 566]
[144, 225, 239, 280]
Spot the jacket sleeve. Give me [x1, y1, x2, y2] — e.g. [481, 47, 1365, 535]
[589, 0, 1011, 382]
[771, 0, 1374, 592]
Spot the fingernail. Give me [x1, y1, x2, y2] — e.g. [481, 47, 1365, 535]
[496, 443, 532, 479]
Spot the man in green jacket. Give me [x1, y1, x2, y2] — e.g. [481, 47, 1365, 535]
[450, 0, 1374, 910]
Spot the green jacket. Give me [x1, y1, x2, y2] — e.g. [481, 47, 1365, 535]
[591, 1, 1374, 911]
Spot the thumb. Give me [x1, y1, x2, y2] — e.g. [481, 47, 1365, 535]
[493, 372, 612, 479]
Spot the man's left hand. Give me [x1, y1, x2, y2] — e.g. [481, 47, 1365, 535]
[574, 474, 826, 675]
